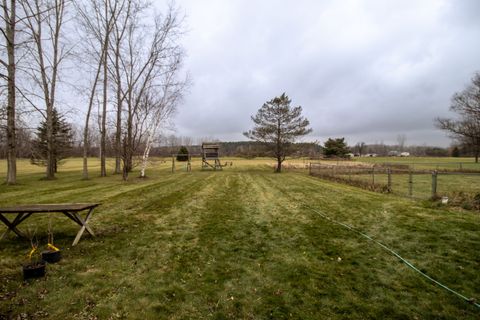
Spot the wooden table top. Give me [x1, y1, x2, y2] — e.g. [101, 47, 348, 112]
[0, 203, 100, 213]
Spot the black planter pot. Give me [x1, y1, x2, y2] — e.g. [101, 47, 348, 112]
[41, 250, 62, 263]
[23, 261, 46, 280]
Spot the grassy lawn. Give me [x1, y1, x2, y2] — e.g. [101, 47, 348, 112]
[353, 156, 480, 171]
[1, 158, 479, 319]
[314, 157, 480, 201]
[332, 171, 480, 200]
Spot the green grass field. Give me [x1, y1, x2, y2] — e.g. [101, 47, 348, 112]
[1, 158, 479, 319]
[353, 156, 480, 171]
[312, 157, 480, 204]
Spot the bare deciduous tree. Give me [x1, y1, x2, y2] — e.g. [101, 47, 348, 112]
[20, 0, 68, 179]
[354, 141, 366, 156]
[396, 134, 407, 152]
[76, 0, 118, 179]
[138, 69, 185, 178]
[109, 0, 131, 174]
[1, 0, 17, 184]
[117, 4, 185, 180]
[436, 72, 480, 163]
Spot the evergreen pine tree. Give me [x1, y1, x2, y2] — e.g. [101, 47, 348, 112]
[176, 146, 189, 161]
[31, 109, 74, 172]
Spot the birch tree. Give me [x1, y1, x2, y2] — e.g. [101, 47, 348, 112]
[118, 4, 185, 180]
[138, 69, 184, 178]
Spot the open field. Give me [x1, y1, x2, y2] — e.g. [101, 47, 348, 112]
[1, 158, 479, 319]
[352, 156, 480, 171]
[312, 158, 480, 203]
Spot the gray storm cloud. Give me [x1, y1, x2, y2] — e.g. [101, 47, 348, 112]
[171, 0, 480, 146]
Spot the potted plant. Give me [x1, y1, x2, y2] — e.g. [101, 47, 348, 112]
[23, 231, 46, 280]
[42, 233, 62, 263]
[41, 218, 62, 263]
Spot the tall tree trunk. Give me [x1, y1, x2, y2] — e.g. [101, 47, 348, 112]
[82, 44, 105, 180]
[114, 39, 122, 174]
[46, 106, 54, 179]
[47, 0, 65, 179]
[112, 0, 131, 174]
[125, 101, 132, 177]
[139, 131, 152, 178]
[100, 0, 109, 177]
[5, 0, 16, 184]
[276, 157, 282, 173]
[32, 0, 54, 179]
[122, 132, 128, 180]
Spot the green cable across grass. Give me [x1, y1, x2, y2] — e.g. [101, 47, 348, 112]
[275, 185, 480, 309]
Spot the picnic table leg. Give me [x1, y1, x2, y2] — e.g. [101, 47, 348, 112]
[64, 208, 95, 246]
[0, 213, 30, 240]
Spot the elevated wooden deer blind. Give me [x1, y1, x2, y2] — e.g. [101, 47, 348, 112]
[202, 143, 222, 170]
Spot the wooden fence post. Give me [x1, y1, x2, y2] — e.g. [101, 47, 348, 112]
[431, 171, 438, 199]
[371, 167, 375, 187]
[387, 168, 392, 193]
[408, 170, 413, 197]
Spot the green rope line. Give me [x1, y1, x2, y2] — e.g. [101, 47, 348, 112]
[298, 201, 480, 309]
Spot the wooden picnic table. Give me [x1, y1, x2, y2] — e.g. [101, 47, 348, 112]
[0, 203, 100, 246]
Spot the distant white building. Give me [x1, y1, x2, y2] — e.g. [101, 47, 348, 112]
[400, 152, 410, 157]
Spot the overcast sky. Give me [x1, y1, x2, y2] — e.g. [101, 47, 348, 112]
[169, 0, 480, 146]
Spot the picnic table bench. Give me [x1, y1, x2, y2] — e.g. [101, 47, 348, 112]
[0, 203, 100, 246]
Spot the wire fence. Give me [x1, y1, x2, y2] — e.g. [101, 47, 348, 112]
[309, 163, 480, 207]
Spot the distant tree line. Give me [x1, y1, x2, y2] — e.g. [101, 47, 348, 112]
[350, 142, 454, 157]
[149, 141, 322, 158]
[0, 129, 462, 162]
